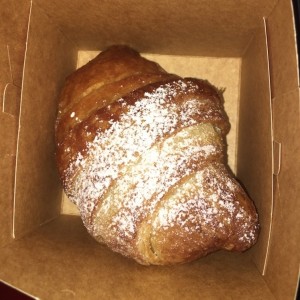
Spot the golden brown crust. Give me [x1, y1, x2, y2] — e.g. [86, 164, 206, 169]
[55, 45, 259, 265]
[57, 45, 167, 115]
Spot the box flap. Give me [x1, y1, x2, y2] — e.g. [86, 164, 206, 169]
[237, 20, 273, 274]
[13, 3, 77, 238]
[265, 88, 300, 300]
[34, 0, 277, 57]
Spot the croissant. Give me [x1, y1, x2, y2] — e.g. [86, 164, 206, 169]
[55, 45, 259, 265]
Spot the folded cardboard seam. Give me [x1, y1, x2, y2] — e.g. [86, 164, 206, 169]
[12, 0, 33, 240]
[263, 16, 276, 277]
[0, 108, 16, 247]
[272, 141, 281, 176]
[237, 18, 273, 276]
[0, 6, 19, 248]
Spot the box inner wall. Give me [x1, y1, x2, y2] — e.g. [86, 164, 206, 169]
[6, 0, 300, 298]
[13, 3, 272, 278]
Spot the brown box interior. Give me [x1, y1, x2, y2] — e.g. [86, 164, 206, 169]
[1, 0, 299, 299]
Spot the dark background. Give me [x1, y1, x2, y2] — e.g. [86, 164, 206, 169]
[293, 0, 300, 79]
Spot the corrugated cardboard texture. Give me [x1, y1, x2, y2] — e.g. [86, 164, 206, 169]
[13, 3, 77, 238]
[267, 0, 299, 97]
[62, 51, 241, 215]
[35, 0, 276, 57]
[0, 215, 275, 300]
[237, 23, 273, 274]
[265, 89, 300, 300]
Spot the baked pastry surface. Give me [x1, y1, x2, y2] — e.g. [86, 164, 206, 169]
[55, 45, 259, 265]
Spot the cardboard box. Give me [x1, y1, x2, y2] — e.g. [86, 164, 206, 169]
[0, 0, 299, 299]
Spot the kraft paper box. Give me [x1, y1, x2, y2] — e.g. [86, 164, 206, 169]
[0, 0, 299, 299]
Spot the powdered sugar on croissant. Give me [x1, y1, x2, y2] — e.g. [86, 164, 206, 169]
[55, 45, 259, 265]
